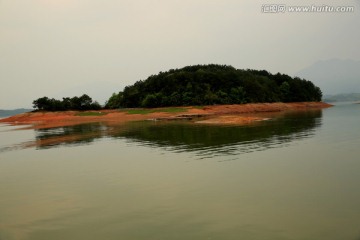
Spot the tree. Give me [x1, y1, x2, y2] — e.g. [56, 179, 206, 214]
[141, 94, 158, 108]
[32, 94, 102, 111]
[105, 92, 123, 109]
[79, 94, 93, 110]
[279, 81, 290, 102]
[33, 97, 50, 110]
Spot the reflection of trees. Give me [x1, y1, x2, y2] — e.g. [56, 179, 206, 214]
[33, 110, 323, 156]
[116, 110, 322, 155]
[34, 123, 106, 149]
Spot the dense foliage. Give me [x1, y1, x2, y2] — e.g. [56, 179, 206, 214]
[105, 64, 322, 108]
[33, 94, 101, 111]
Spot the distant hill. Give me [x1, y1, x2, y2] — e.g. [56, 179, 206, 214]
[323, 93, 360, 102]
[0, 108, 32, 117]
[296, 59, 360, 95]
[105, 64, 322, 108]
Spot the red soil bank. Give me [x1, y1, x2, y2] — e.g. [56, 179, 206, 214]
[0, 102, 332, 129]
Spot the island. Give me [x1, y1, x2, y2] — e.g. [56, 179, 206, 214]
[0, 64, 331, 129]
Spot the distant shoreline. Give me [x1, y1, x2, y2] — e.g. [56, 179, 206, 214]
[0, 108, 32, 118]
[0, 102, 332, 129]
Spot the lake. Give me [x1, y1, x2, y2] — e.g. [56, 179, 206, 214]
[0, 103, 359, 240]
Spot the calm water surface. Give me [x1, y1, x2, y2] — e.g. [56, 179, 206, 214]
[0, 103, 359, 240]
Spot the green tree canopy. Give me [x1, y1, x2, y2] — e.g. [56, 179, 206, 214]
[105, 64, 322, 109]
[33, 94, 101, 111]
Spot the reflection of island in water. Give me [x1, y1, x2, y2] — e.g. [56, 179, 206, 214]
[29, 110, 323, 157]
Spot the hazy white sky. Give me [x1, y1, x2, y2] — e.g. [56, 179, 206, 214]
[0, 0, 359, 108]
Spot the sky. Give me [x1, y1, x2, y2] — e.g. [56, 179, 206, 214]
[0, 0, 359, 109]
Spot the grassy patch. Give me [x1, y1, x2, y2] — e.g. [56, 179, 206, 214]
[158, 107, 187, 113]
[75, 112, 107, 116]
[125, 109, 156, 115]
[124, 107, 188, 115]
[192, 106, 205, 109]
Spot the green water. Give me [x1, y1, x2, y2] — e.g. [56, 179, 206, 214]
[0, 103, 359, 240]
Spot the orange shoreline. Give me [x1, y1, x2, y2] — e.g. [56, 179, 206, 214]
[0, 102, 332, 129]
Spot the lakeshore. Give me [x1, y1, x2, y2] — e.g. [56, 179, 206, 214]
[0, 102, 332, 129]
